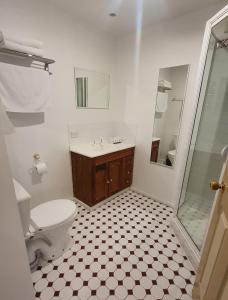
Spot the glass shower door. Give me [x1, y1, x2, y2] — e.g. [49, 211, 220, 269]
[177, 25, 228, 249]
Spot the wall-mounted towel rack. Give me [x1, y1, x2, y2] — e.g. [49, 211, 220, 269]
[0, 48, 55, 73]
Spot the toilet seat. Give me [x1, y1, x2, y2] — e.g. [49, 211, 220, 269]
[168, 149, 176, 165]
[168, 149, 176, 157]
[30, 199, 77, 230]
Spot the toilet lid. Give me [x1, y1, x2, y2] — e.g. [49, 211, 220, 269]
[168, 149, 176, 156]
[31, 199, 77, 229]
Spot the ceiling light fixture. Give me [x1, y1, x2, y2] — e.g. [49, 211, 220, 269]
[109, 12, 117, 17]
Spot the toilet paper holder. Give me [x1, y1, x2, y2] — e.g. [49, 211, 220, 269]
[33, 153, 41, 161]
[33, 153, 47, 175]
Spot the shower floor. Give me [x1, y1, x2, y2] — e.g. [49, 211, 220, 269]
[178, 192, 214, 249]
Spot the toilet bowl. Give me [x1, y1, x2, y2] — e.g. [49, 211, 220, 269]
[13, 179, 77, 267]
[168, 149, 176, 165]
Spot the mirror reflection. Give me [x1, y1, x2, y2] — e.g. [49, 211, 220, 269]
[150, 64, 189, 167]
[74, 68, 110, 109]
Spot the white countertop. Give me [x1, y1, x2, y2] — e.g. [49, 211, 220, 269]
[70, 143, 135, 158]
[152, 137, 161, 142]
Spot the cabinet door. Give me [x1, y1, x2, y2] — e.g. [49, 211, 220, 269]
[94, 164, 108, 204]
[71, 152, 93, 206]
[150, 140, 160, 162]
[122, 155, 134, 188]
[108, 159, 122, 196]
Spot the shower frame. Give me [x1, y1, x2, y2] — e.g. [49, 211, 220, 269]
[171, 4, 228, 270]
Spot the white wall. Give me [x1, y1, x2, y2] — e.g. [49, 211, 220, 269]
[0, 0, 122, 207]
[116, 3, 226, 207]
[0, 0, 226, 211]
[0, 104, 35, 300]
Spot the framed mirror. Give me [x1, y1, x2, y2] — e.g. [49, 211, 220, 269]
[150, 64, 189, 168]
[74, 68, 110, 109]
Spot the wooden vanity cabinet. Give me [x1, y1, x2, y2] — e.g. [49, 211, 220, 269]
[108, 159, 122, 196]
[71, 147, 135, 207]
[94, 163, 108, 204]
[150, 140, 160, 162]
[122, 155, 134, 189]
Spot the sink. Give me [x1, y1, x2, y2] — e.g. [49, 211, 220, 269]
[70, 142, 135, 158]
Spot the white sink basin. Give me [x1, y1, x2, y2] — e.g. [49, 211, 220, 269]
[70, 143, 135, 158]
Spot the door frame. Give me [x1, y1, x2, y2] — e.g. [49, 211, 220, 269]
[172, 4, 228, 269]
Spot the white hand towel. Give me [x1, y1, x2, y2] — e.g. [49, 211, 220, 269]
[0, 100, 14, 134]
[156, 92, 168, 113]
[0, 62, 50, 113]
[0, 32, 43, 49]
[158, 79, 172, 90]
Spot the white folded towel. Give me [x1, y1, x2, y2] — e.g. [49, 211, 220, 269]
[0, 32, 43, 49]
[0, 31, 44, 57]
[0, 100, 14, 134]
[0, 40, 44, 57]
[156, 92, 168, 113]
[0, 62, 50, 113]
[158, 79, 172, 90]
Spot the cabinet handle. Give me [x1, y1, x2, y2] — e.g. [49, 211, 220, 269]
[106, 180, 110, 184]
[128, 171, 131, 174]
[110, 179, 113, 182]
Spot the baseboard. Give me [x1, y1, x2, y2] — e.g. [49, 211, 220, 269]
[71, 187, 130, 212]
[131, 186, 175, 209]
[171, 217, 200, 270]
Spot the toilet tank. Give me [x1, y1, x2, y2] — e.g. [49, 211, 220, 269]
[13, 179, 31, 236]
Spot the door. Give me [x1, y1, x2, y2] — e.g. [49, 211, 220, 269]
[177, 16, 228, 250]
[94, 164, 108, 203]
[108, 159, 122, 195]
[192, 157, 228, 300]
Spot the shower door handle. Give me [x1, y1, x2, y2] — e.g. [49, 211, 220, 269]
[210, 180, 228, 191]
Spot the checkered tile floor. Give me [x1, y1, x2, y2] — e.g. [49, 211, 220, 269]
[32, 190, 195, 300]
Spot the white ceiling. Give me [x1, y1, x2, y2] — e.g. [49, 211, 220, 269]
[50, 0, 225, 36]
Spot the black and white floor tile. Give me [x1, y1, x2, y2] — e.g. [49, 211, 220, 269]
[32, 190, 195, 300]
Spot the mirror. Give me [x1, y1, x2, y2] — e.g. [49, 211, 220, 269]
[74, 68, 110, 109]
[150, 64, 189, 168]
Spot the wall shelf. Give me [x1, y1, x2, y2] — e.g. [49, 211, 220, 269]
[0, 47, 55, 71]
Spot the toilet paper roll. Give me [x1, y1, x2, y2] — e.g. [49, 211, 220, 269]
[34, 162, 47, 175]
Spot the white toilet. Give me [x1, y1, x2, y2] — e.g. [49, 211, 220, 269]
[167, 134, 178, 165]
[167, 149, 176, 165]
[13, 179, 77, 268]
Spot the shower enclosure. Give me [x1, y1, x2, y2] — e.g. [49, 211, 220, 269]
[172, 11, 228, 267]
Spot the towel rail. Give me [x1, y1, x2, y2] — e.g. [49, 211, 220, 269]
[0, 48, 55, 73]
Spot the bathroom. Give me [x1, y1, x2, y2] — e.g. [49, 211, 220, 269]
[1, 0, 228, 300]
